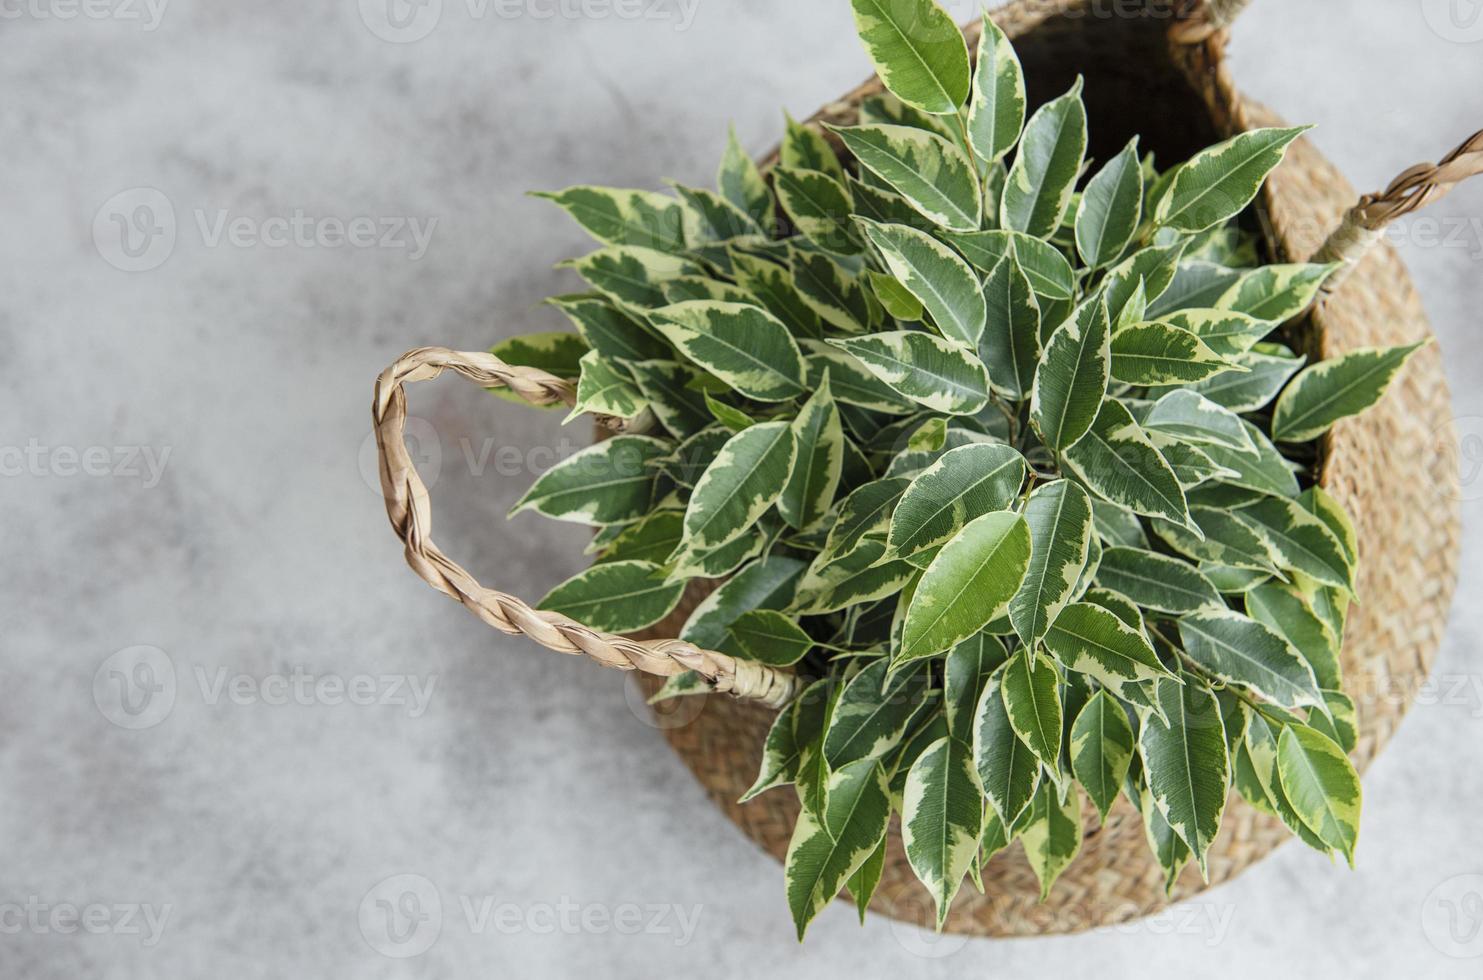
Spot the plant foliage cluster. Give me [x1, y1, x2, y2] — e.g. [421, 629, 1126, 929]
[496, 0, 1421, 939]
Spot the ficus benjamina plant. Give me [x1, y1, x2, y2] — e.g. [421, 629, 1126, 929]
[496, 0, 1423, 940]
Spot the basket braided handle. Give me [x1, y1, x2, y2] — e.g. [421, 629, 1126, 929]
[372, 347, 802, 709]
[1169, 0, 1253, 45]
[1315, 129, 1483, 292]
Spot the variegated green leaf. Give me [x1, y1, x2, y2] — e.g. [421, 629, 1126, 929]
[1045, 601, 1172, 696]
[1216, 262, 1337, 324]
[1084, 587, 1144, 630]
[1271, 342, 1426, 443]
[727, 609, 814, 666]
[622, 359, 712, 438]
[1300, 485, 1358, 568]
[782, 112, 846, 183]
[780, 374, 845, 530]
[944, 631, 1007, 737]
[980, 253, 1042, 399]
[1149, 261, 1244, 318]
[868, 269, 924, 320]
[973, 665, 1041, 826]
[702, 391, 756, 432]
[1138, 778, 1192, 894]
[1071, 690, 1135, 823]
[773, 165, 865, 255]
[824, 659, 932, 768]
[1010, 480, 1093, 645]
[548, 294, 670, 362]
[1232, 494, 1354, 593]
[966, 16, 1025, 163]
[535, 185, 688, 251]
[538, 560, 685, 632]
[791, 246, 873, 333]
[718, 124, 776, 233]
[564, 246, 703, 310]
[651, 301, 806, 402]
[1138, 674, 1229, 874]
[567, 351, 647, 421]
[897, 511, 1032, 664]
[671, 183, 763, 244]
[1198, 419, 1300, 498]
[731, 251, 823, 340]
[1001, 78, 1087, 239]
[661, 275, 751, 305]
[599, 510, 684, 565]
[847, 836, 888, 923]
[1031, 298, 1110, 450]
[999, 648, 1063, 774]
[830, 331, 991, 415]
[1142, 389, 1257, 454]
[1179, 608, 1323, 710]
[1020, 775, 1082, 900]
[1245, 582, 1341, 690]
[1160, 308, 1272, 357]
[887, 443, 1027, 561]
[1062, 399, 1191, 527]
[667, 523, 770, 582]
[1104, 242, 1187, 319]
[1192, 346, 1307, 413]
[681, 554, 807, 651]
[1156, 127, 1307, 233]
[792, 539, 917, 615]
[1095, 546, 1222, 615]
[1076, 138, 1143, 269]
[1153, 505, 1279, 573]
[680, 421, 796, 554]
[859, 219, 986, 346]
[903, 736, 983, 927]
[511, 435, 667, 526]
[848, 0, 971, 114]
[820, 476, 911, 565]
[741, 697, 803, 802]
[949, 229, 1077, 301]
[1277, 724, 1361, 865]
[1109, 322, 1235, 385]
[830, 124, 982, 232]
[784, 758, 892, 940]
[1091, 500, 1148, 549]
[803, 343, 916, 414]
[490, 331, 588, 378]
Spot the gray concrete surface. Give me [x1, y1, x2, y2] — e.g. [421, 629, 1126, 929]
[2, 0, 1481, 976]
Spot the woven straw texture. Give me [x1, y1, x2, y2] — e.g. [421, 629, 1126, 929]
[629, 0, 1463, 937]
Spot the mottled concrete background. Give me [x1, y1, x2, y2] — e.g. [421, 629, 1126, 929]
[2, 0, 1481, 976]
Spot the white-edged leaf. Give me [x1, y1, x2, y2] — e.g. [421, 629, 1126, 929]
[823, 659, 932, 768]
[1062, 399, 1191, 527]
[944, 632, 1007, 737]
[624, 359, 713, 438]
[1001, 78, 1087, 239]
[897, 511, 1032, 664]
[564, 246, 703, 310]
[1216, 262, 1338, 324]
[651, 301, 807, 402]
[1071, 690, 1136, 822]
[535, 185, 688, 251]
[780, 374, 845, 530]
[538, 560, 685, 632]
[782, 112, 846, 182]
[1138, 674, 1229, 874]
[848, 0, 972, 114]
[830, 331, 991, 415]
[973, 665, 1042, 826]
[1178, 608, 1323, 710]
[1232, 495, 1354, 593]
[999, 648, 1062, 774]
[831, 123, 982, 232]
[887, 443, 1027, 560]
[680, 554, 807, 651]
[511, 435, 667, 525]
[966, 16, 1026, 163]
[1245, 581, 1341, 690]
[1156, 127, 1307, 233]
[1020, 775, 1083, 900]
[949, 229, 1076, 301]
[902, 736, 983, 927]
[773, 165, 865, 255]
[1009, 480, 1093, 645]
[1160, 308, 1272, 357]
[1110, 322, 1235, 385]
[548, 294, 670, 363]
[1031, 298, 1110, 450]
[1271, 342, 1426, 443]
[1076, 138, 1143, 268]
[1095, 546, 1223, 614]
[803, 343, 916, 414]
[718, 124, 776, 233]
[980, 253, 1042, 399]
[680, 421, 797, 554]
[1142, 389, 1257, 453]
[820, 476, 912, 565]
[727, 609, 814, 666]
[791, 246, 873, 333]
[741, 697, 803, 802]
[859, 219, 986, 346]
[1044, 601, 1173, 695]
[784, 758, 892, 940]
[1277, 724, 1361, 866]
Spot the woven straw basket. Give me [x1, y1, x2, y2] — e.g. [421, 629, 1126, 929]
[374, 0, 1479, 938]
